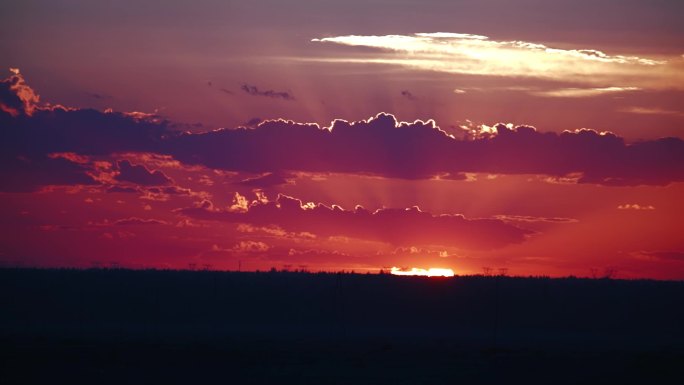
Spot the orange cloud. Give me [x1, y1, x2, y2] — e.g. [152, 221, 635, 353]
[617, 204, 655, 210]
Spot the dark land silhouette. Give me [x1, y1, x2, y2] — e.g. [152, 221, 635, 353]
[1, 268, 682, 384]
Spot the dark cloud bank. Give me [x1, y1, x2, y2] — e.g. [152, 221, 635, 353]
[170, 116, 683, 186]
[2, 69, 684, 192]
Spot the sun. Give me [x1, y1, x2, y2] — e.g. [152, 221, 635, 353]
[390, 267, 455, 277]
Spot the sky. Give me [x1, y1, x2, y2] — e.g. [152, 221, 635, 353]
[1, 0, 683, 279]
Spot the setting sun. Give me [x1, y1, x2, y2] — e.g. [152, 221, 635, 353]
[390, 267, 455, 277]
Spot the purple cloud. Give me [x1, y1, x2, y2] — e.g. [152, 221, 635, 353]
[0, 155, 98, 192]
[240, 84, 295, 101]
[2, 70, 683, 187]
[168, 113, 684, 186]
[238, 172, 291, 188]
[112, 217, 168, 226]
[115, 160, 172, 186]
[180, 193, 531, 250]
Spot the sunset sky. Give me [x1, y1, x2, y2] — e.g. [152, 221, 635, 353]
[1, 0, 683, 279]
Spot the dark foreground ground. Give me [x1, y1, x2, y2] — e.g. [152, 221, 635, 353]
[1, 268, 683, 384]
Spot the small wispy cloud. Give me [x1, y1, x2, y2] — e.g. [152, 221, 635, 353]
[617, 204, 655, 210]
[240, 84, 295, 101]
[493, 214, 578, 223]
[531, 86, 640, 98]
[87, 92, 111, 100]
[620, 106, 684, 116]
[631, 250, 684, 261]
[400, 90, 416, 100]
[112, 217, 168, 226]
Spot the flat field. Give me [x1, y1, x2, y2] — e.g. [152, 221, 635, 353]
[1, 268, 682, 384]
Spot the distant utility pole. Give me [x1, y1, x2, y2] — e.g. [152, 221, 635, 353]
[498, 268, 508, 276]
[238, 260, 241, 272]
[483, 267, 493, 276]
[188, 263, 197, 271]
[603, 267, 617, 279]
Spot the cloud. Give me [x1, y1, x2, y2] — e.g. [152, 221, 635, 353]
[242, 117, 262, 127]
[167, 113, 684, 186]
[115, 160, 173, 186]
[167, 113, 449, 179]
[2, 70, 683, 187]
[240, 84, 295, 100]
[531, 87, 640, 98]
[237, 223, 317, 240]
[644, 251, 684, 261]
[232, 241, 270, 253]
[180, 193, 531, 250]
[116, 153, 188, 170]
[48, 152, 90, 164]
[493, 215, 578, 223]
[0, 68, 40, 117]
[617, 204, 655, 210]
[1, 108, 167, 159]
[112, 217, 169, 226]
[107, 185, 140, 193]
[400, 90, 416, 100]
[0, 155, 99, 192]
[146, 186, 192, 195]
[105, 184, 194, 199]
[633, 250, 684, 262]
[87, 92, 111, 100]
[620, 107, 684, 117]
[1, 70, 168, 162]
[237, 172, 291, 188]
[389, 246, 452, 258]
[310, 33, 683, 90]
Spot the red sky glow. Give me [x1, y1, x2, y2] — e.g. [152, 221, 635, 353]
[1, 0, 683, 279]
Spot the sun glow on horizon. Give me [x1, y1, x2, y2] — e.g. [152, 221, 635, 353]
[390, 267, 455, 277]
